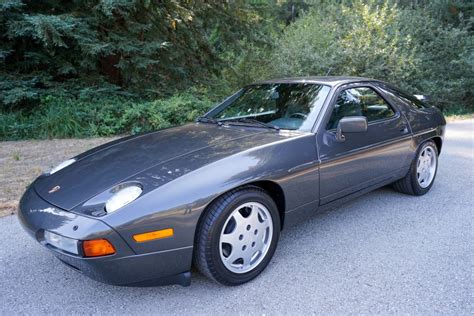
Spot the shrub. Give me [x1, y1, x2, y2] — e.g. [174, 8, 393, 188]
[265, 1, 473, 112]
[0, 92, 214, 140]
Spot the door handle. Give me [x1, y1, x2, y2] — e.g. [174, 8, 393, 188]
[400, 125, 408, 133]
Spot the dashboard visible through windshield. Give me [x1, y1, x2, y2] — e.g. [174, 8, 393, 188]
[207, 83, 331, 131]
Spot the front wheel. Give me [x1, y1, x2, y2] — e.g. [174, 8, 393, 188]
[393, 140, 439, 195]
[194, 186, 280, 285]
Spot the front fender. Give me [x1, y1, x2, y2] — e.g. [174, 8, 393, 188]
[102, 133, 319, 255]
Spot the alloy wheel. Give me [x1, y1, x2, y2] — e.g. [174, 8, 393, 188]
[416, 145, 437, 188]
[219, 202, 273, 274]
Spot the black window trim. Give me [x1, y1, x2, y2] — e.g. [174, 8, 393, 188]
[323, 82, 400, 132]
[375, 82, 429, 111]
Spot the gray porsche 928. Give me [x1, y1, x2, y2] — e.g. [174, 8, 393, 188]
[18, 77, 446, 286]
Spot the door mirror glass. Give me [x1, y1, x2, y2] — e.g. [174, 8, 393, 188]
[336, 116, 368, 142]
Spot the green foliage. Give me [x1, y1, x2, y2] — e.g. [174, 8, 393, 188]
[265, 0, 473, 112]
[0, 93, 213, 140]
[0, 1, 472, 140]
[0, 1, 274, 108]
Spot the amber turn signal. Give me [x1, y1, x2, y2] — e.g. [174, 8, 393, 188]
[133, 228, 174, 243]
[82, 239, 116, 257]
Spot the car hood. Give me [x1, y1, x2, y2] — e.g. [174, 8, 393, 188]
[34, 123, 289, 210]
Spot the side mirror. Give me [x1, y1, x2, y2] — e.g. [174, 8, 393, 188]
[336, 116, 368, 142]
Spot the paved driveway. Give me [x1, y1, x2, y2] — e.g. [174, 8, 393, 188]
[0, 119, 472, 314]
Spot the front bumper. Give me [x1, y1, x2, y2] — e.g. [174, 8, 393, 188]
[18, 184, 192, 286]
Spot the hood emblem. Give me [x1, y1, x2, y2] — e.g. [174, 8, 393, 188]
[48, 185, 61, 194]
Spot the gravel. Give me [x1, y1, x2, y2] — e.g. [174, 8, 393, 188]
[0, 137, 117, 216]
[0, 119, 472, 314]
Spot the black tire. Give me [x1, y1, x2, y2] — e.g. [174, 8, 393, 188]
[393, 140, 438, 196]
[193, 186, 280, 286]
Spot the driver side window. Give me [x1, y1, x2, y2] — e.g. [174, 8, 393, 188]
[326, 87, 395, 130]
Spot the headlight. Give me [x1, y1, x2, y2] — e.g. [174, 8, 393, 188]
[44, 231, 79, 255]
[48, 158, 76, 175]
[105, 185, 142, 213]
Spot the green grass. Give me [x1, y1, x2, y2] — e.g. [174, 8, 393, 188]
[443, 105, 473, 122]
[0, 93, 214, 141]
[1, 94, 472, 141]
[445, 113, 474, 122]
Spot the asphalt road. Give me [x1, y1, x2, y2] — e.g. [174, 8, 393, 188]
[0, 119, 472, 315]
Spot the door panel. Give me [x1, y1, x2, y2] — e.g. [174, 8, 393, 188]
[317, 85, 412, 205]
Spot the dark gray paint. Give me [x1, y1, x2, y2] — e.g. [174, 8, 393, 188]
[317, 82, 413, 204]
[337, 116, 368, 133]
[18, 76, 446, 286]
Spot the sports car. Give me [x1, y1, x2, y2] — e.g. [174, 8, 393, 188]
[18, 77, 446, 286]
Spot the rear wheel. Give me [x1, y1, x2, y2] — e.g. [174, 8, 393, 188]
[194, 186, 280, 285]
[393, 140, 438, 195]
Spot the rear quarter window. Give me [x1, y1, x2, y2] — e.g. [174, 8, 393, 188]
[376, 84, 428, 110]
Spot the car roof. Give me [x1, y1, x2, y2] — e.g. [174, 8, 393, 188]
[255, 76, 381, 87]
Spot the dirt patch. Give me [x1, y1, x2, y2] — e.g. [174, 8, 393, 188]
[446, 114, 474, 122]
[0, 137, 118, 217]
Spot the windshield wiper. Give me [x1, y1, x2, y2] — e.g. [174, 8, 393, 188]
[224, 117, 280, 131]
[196, 116, 222, 126]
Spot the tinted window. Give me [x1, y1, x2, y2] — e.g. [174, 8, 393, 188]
[394, 90, 428, 110]
[209, 83, 331, 131]
[375, 83, 428, 110]
[326, 87, 395, 130]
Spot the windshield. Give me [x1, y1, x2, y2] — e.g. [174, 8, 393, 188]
[207, 83, 331, 131]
